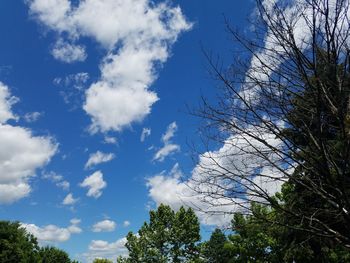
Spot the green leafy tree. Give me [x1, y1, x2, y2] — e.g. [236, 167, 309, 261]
[39, 246, 71, 263]
[118, 204, 200, 262]
[93, 259, 113, 263]
[0, 221, 40, 263]
[201, 228, 231, 263]
[227, 203, 283, 263]
[226, 200, 350, 263]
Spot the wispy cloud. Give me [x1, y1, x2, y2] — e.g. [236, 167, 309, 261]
[140, 127, 151, 142]
[85, 151, 115, 169]
[153, 122, 180, 162]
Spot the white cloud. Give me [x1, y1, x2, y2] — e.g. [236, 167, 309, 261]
[148, 122, 287, 226]
[83, 238, 128, 262]
[85, 151, 115, 169]
[80, 171, 107, 198]
[0, 82, 18, 123]
[67, 218, 82, 234]
[103, 136, 117, 144]
[28, 0, 192, 133]
[67, 224, 82, 234]
[70, 218, 81, 225]
[0, 183, 31, 204]
[53, 72, 89, 107]
[0, 82, 57, 204]
[153, 144, 180, 162]
[123, 221, 130, 227]
[56, 180, 70, 190]
[42, 171, 70, 190]
[42, 171, 62, 182]
[51, 39, 87, 63]
[0, 124, 57, 204]
[22, 219, 82, 243]
[153, 122, 180, 162]
[162, 122, 177, 143]
[23, 111, 42, 123]
[23, 223, 71, 243]
[147, 164, 242, 227]
[140, 127, 151, 142]
[62, 193, 78, 205]
[92, 219, 116, 232]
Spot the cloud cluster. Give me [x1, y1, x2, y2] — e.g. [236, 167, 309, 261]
[23, 111, 42, 123]
[22, 218, 82, 243]
[42, 171, 70, 191]
[85, 151, 115, 169]
[0, 82, 57, 204]
[28, 0, 192, 133]
[51, 39, 87, 63]
[147, 164, 243, 226]
[148, 124, 285, 226]
[83, 237, 128, 262]
[92, 219, 116, 232]
[80, 170, 107, 198]
[153, 122, 180, 162]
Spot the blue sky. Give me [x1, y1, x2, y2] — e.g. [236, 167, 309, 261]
[0, 0, 255, 261]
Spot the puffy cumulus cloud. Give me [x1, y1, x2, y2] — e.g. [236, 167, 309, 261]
[123, 221, 130, 227]
[0, 83, 57, 204]
[147, 163, 243, 227]
[92, 219, 116, 232]
[28, 0, 192, 133]
[22, 224, 71, 243]
[85, 151, 115, 169]
[140, 127, 151, 142]
[153, 122, 180, 162]
[84, 78, 159, 133]
[22, 219, 82, 243]
[83, 238, 128, 262]
[0, 183, 31, 204]
[0, 82, 18, 123]
[80, 170, 107, 198]
[51, 39, 87, 63]
[147, 125, 285, 227]
[62, 193, 78, 205]
[67, 218, 82, 234]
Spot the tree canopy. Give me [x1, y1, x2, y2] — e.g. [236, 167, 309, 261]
[118, 204, 200, 263]
[0, 221, 78, 263]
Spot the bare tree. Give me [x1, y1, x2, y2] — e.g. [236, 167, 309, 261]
[192, 0, 350, 248]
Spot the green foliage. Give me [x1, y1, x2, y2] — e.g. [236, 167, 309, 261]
[119, 204, 201, 262]
[0, 221, 77, 263]
[93, 258, 113, 263]
[227, 203, 284, 263]
[201, 228, 231, 263]
[39, 246, 71, 263]
[225, 201, 350, 263]
[0, 221, 40, 263]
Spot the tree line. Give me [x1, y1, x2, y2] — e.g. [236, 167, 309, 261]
[4, 203, 347, 262]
